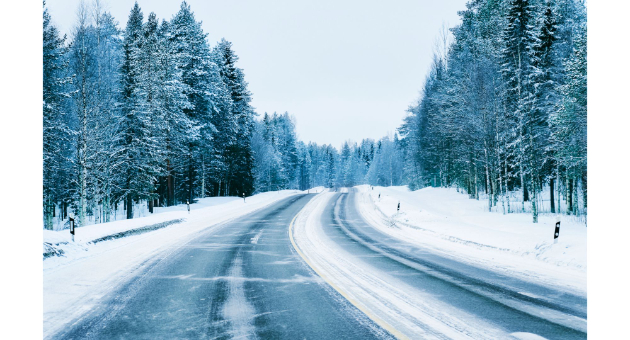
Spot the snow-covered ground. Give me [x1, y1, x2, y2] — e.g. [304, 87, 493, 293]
[356, 185, 587, 294]
[43, 189, 313, 339]
[48, 196, 248, 231]
[43, 196, 244, 258]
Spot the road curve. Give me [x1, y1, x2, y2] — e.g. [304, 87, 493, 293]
[52, 194, 392, 340]
[297, 190, 586, 339]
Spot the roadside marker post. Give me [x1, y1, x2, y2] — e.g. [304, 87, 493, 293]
[397, 201, 400, 212]
[68, 213, 75, 242]
[554, 216, 561, 244]
[243, 193, 246, 203]
[187, 200, 190, 214]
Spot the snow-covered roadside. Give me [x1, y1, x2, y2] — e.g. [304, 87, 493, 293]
[43, 189, 308, 339]
[356, 185, 586, 295]
[291, 192, 514, 339]
[44, 196, 244, 247]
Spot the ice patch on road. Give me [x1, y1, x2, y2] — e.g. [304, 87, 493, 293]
[510, 332, 549, 340]
[268, 259, 297, 265]
[158, 274, 320, 284]
[250, 230, 263, 244]
[221, 256, 257, 339]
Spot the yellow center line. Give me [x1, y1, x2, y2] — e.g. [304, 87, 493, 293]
[288, 199, 409, 340]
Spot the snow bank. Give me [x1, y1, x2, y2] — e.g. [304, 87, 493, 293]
[356, 185, 587, 294]
[48, 196, 243, 231]
[43, 189, 304, 339]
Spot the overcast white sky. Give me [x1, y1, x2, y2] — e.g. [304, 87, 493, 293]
[46, 0, 468, 148]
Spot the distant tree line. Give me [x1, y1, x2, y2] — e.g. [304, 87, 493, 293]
[249, 112, 404, 193]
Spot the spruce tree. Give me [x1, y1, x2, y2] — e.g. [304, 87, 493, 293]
[213, 39, 256, 196]
[155, 19, 195, 206]
[170, 1, 218, 202]
[119, 2, 145, 219]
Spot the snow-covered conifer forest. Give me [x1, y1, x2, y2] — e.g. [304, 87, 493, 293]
[43, 0, 587, 229]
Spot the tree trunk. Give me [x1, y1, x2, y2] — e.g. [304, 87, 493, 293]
[474, 163, 479, 200]
[467, 170, 471, 197]
[573, 176, 579, 216]
[485, 159, 491, 212]
[582, 171, 587, 210]
[44, 198, 53, 230]
[505, 153, 510, 214]
[550, 177, 555, 214]
[167, 159, 174, 207]
[531, 176, 538, 223]
[126, 194, 133, 219]
[557, 166, 562, 214]
[104, 194, 110, 223]
[491, 172, 498, 207]
[519, 163, 525, 212]
[149, 199, 153, 214]
[523, 177, 529, 202]
[188, 161, 194, 203]
[79, 163, 87, 227]
[566, 176, 573, 215]
[200, 157, 205, 198]
[499, 163, 505, 215]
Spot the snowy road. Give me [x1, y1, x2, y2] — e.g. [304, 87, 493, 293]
[48, 190, 586, 339]
[291, 190, 587, 340]
[51, 194, 391, 339]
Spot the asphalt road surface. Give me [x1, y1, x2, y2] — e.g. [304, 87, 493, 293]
[52, 190, 586, 339]
[318, 190, 586, 339]
[54, 194, 392, 340]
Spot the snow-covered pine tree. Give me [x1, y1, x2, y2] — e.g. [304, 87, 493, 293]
[276, 112, 299, 189]
[325, 145, 338, 189]
[43, 1, 70, 229]
[339, 142, 352, 187]
[251, 118, 283, 192]
[207, 41, 237, 197]
[129, 12, 173, 214]
[154, 18, 196, 206]
[366, 136, 404, 187]
[519, 0, 560, 222]
[297, 142, 312, 190]
[119, 2, 147, 219]
[169, 1, 217, 202]
[500, 0, 536, 217]
[212, 39, 256, 196]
